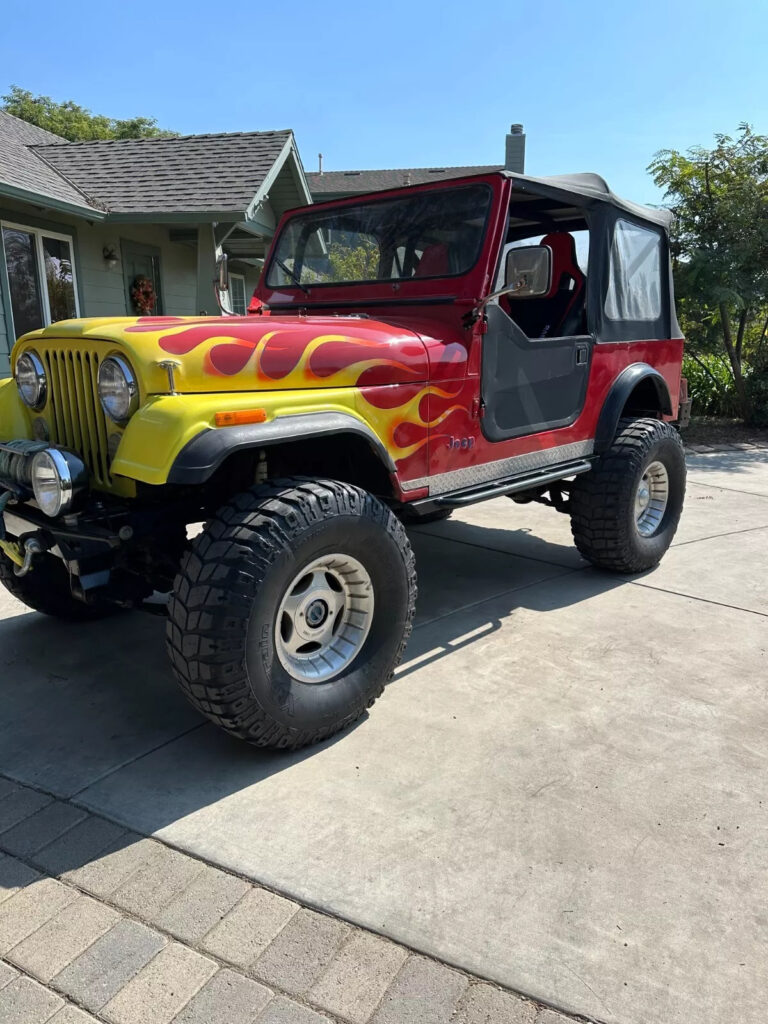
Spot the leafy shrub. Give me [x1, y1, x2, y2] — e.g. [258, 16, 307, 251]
[682, 354, 739, 417]
[745, 370, 768, 426]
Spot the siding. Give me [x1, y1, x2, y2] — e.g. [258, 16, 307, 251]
[0, 281, 9, 377]
[76, 222, 198, 317]
[0, 199, 200, 378]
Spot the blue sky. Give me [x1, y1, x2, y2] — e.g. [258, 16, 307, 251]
[2, 0, 765, 206]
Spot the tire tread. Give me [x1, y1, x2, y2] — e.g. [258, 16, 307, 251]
[166, 477, 417, 750]
[570, 417, 685, 573]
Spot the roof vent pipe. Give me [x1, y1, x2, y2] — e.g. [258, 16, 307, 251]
[318, 153, 323, 174]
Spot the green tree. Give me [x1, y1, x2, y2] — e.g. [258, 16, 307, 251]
[649, 124, 768, 420]
[1, 86, 177, 141]
[328, 239, 380, 281]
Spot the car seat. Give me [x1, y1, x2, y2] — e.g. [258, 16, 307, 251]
[506, 233, 586, 337]
[414, 243, 450, 277]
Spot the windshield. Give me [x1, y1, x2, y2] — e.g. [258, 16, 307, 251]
[266, 184, 492, 289]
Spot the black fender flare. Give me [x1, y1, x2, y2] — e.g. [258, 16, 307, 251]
[167, 411, 397, 485]
[595, 364, 673, 453]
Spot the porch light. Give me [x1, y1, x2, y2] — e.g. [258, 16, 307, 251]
[102, 246, 119, 268]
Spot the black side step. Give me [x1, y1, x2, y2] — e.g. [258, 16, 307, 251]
[434, 459, 593, 509]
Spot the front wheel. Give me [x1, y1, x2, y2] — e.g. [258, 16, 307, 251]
[166, 478, 417, 749]
[569, 418, 686, 573]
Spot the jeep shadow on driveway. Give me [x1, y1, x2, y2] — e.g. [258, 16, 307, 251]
[0, 170, 689, 751]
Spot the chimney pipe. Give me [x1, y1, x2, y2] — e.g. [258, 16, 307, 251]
[505, 124, 526, 173]
[318, 153, 323, 174]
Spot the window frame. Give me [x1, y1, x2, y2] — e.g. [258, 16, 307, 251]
[229, 272, 247, 316]
[0, 219, 81, 337]
[593, 209, 670, 343]
[265, 183, 494, 290]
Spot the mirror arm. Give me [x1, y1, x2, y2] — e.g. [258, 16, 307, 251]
[463, 286, 520, 328]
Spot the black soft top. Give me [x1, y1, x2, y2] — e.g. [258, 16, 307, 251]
[501, 170, 671, 230]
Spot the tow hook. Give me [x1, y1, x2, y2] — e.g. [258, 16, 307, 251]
[14, 537, 44, 578]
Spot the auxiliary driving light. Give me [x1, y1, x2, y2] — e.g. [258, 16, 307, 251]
[30, 448, 89, 518]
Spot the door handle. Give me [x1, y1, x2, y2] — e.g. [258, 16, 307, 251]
[575, 344, 589, 365]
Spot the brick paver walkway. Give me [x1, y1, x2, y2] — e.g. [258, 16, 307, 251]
[0, 777, 583, 1024]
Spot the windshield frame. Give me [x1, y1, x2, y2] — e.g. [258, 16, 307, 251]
[263, 182, 495, 293]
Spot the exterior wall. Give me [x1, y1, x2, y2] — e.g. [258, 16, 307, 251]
[0, 198, 200, 377]
[0, 274, 8, 377]
[79, 221, 198, 318]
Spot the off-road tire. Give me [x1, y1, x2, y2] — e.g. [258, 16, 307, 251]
[570, 417, 686, 573]
[166, 478, 417, 750]
[397, 506, 453, 526]
[0, 549, 121, 620]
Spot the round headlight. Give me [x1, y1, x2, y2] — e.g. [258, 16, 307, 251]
[98, 356, 139, 424]
[31, 449, 89, 518]
[16, 351, 47, 410]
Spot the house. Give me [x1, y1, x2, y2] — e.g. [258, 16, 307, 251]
[0, 111, 311, 377]
[307, 123, 526, 201]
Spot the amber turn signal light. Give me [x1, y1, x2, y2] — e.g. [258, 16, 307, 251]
[214, 409, 268, 427]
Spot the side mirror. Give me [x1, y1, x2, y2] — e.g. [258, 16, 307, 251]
[216, 252, 229, 292]
[504, 245, 551, 298]
[470, 244, 553, 322]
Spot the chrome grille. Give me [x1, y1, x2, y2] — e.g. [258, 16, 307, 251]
[41, 347, 112, 487]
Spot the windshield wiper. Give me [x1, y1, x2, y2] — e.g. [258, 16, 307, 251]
[275, 257, 310, 295]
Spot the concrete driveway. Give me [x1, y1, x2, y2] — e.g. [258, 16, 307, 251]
[1, 450, 766, 1024]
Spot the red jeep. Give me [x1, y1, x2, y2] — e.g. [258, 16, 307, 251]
[0, 170, 688, 749]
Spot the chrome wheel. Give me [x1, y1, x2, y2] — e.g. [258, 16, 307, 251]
[275, 554, 374, 683]
[635, 460, 669, 537]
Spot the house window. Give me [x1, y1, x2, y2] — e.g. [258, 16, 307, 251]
[1, 222, 79, 338]
[229, 273, 247, 315]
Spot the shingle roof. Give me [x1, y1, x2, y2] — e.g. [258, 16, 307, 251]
[0, 111, 100, 213]
[307, 164, 502, 195]
[33, 130, 293, 214]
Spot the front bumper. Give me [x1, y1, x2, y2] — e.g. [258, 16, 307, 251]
[1, 499, 129, 595]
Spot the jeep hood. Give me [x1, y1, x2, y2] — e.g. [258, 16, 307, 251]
[18, 315, 429, 394]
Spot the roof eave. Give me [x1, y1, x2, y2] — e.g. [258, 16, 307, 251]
[246, 132, 312, 220]
[103, 209, 250, 224]
[0, 182, 106, 220]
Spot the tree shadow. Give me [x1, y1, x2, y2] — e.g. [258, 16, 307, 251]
[686, 448, 768, 479]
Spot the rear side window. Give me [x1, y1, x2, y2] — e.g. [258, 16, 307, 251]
[605, 220, 662, 322]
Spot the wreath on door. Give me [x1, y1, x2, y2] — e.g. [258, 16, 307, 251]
[131, 275, 156, 315]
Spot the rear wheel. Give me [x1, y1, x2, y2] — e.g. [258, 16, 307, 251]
[166, 478, 417, 749]
[0, 549, 121, 620]
[569, 417, 686, 573]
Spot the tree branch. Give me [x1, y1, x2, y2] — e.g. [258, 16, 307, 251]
[719, 302, 750, 418]
[690, 351, 728, 388]
[736, 308, 749, 361]
[755, 309, 768, 365]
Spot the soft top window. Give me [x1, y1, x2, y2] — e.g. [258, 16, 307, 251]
[605, 219, 662, 322]
[266, 184, 492, 289]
